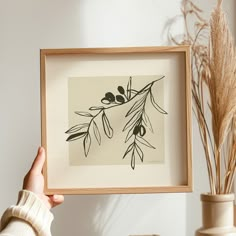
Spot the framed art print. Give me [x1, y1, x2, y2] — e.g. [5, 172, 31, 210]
[40, 46, 192, 194]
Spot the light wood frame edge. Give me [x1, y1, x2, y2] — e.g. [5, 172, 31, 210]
[40, 46, 192, 195]
[40, 50, 48, 195]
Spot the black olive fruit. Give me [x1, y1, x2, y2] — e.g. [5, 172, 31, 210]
[116, 95, 125, 103]
[133, 126, 140, 135]
[101, 98, 111, 105]
[105, 92, 115, 102]
[139, 125, 146, 136]
[117, 86, 125, 94]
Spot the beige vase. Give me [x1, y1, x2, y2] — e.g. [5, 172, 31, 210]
[196, 193, 236, 236]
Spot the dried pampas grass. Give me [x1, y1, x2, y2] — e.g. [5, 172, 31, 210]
[170, 0, 236, 194]
[208, 0, 236, 193]
[209, 1, 236, 150]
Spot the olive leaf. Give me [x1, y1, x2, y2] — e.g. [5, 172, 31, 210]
[150, 91, 167, 114]
[65, 123, 89, 134]
[142, 83, 153, 92]
[102, 111, 113, 138]
[89, 106, 104, 111]
[142, 111, 153, 133]
[125, 95, 146, 117]
[135, 144, 144, 162]
[123, 109, 142, 131]
[83, 133, 91, 157]
[130, 89, 138, 95]
[131, 150, 135, 170]
[125, 127, 134, 143]
[93, 121, 101, 145]
[123, 143, 134, 159]
[75, 111, 94, 117]
[127, 76, 132, 100]
[136, 135, 156, 149]
[66, 132, 87, 141]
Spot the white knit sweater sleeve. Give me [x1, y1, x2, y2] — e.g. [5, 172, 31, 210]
[0, 218, 37, 236]
[0, 190, 54, 236]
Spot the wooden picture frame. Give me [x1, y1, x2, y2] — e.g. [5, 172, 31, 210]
[40, 46, 192, 195]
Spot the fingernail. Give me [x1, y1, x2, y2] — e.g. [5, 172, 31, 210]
[38, 147, 44, 154]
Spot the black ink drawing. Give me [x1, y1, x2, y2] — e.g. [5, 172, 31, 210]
[66, 76, 167, 169]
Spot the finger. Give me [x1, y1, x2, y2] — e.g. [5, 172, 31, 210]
[52, 195, 64, 203]
[49, 195, 64, 208]
[30, 147, 45, 174]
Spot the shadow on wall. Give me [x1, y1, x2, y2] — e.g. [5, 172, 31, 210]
[50, 193, 174, 236]
[51, 194, 125, 236]
[51, 195, 109, 235]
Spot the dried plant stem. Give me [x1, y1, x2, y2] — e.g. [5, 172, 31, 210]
[224, 119, 236, 193]
[170, 0, 236, 194]
[195, 100, 216, 193]
[215, 148, 221, 193]
[201, 126, 216, 193]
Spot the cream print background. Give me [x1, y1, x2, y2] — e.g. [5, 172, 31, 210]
[67, 75, 165, 167]
[45, 52, 187, 188]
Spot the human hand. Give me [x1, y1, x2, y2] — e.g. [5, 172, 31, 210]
[23, 147, 64, 209]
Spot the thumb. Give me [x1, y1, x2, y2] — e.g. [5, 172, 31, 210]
[30, 147, 45, 174]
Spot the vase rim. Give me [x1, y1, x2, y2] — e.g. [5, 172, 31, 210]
[201, 193, 234, 202]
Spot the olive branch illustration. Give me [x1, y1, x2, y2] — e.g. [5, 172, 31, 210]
[65, 76, 167, 169]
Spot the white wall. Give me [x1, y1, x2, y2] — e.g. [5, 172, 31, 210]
[0, 1, 235, 236]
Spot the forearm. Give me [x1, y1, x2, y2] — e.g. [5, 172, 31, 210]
[0, 218, 37, 236]
[0, 190, 53, 236]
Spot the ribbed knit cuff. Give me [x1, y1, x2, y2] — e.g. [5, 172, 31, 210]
[0, 190, 54, 236]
